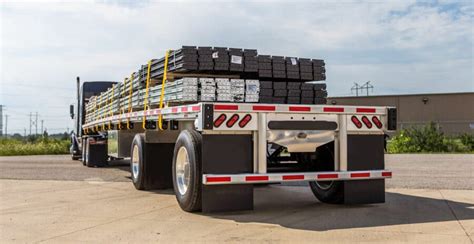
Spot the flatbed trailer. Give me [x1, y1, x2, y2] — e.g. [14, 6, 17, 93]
[72, 83, 397, 212]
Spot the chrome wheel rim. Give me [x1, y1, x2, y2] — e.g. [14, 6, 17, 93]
[131, 145, 139, 180]
[316, 181, 333, 190]
[176, 146, 190, 195]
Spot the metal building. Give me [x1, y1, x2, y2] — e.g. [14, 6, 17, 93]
[328, 92, 474, 135]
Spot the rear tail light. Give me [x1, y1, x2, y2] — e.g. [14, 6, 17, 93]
[361, 116, 373, 128]
[213, 114, 227, 128]
[351, 116, 362, 128]
[371, 116, 383, 129]
[226, 114, 240, 127]
[238, 114, 252, 128]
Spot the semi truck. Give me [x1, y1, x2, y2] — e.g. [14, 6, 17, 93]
[70, 48, 396, 213]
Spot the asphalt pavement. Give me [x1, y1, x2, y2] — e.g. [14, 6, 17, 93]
[0, 154, 472, 189]
[0, 154, 473, 243]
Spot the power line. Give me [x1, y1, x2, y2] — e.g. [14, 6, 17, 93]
[351, 81, 374, 96]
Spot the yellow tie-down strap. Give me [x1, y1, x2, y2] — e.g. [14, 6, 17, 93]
[141, 59, 153, 129]
[127, 72, 134, 129]
[141, 49, 171, 130]
[108, 85, 115, 129]
[158, 50, 171, 130]
[118, 78, 127, 129]
[94, 98, 99, 132]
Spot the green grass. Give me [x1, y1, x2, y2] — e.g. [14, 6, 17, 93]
[0, 137, 71, 156]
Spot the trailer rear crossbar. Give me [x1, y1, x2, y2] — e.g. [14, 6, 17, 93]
[203, 170, 392, 185]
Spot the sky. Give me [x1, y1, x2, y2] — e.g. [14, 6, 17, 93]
[0, 0, 473, 135]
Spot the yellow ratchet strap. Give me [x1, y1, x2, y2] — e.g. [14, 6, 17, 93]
[118, 79, 125, 130]
[102, 93, 106, 131]
[108, 85, 114, 129]
[127, 72, 134, 129]
[158, 50, 171, 131]
[94, 98, 98, 132]
[142, 60, 153, 129]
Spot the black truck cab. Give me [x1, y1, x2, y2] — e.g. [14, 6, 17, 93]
[70, 77, 116, 160]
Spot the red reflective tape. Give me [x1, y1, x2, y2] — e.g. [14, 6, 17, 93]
[317, 173, 339, 179]
[283, 175, 305, 180]
[191, 105, 200, 111]
[253, 105, 276, 111]
[214, 104, 239, 110]
[171, 108, 178, 113]
[357, 108, 376, 113]
[382, 172, 392, 177]
[289, 106, 311, 112]
[245, 176, 269, 181]
[181, 107, 188, 112]
[206, 176, 231, 183]
[351, 172, 370, 178]
[323, 107, 344, 112]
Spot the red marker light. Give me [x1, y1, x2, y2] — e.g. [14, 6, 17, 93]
[361, 116, 373, 128]
[238, 114, 252, 128]
[351, 116, 363, 128]
[213, 114, 227, 128]
[226, 114, 240, 127]
[372, 116, 383, 129]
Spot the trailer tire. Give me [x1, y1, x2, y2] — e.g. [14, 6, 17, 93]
[130, 134, 147, 190]
[172, 130, 202, 212]
[81, 139, 87, 166]
[84, 139, 91, 167]
[300, 142, 345, 204]
[309, 181, 344, 204]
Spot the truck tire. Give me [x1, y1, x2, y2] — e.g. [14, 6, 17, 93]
[84, 139, 90, 166]
[299, 142, 345, 204]
[81, 139, 87, 166]
[172, 130, 202, 212]
[130, 134, 147, 190]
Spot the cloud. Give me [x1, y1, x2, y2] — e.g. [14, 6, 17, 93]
[0, 0, 472, 133]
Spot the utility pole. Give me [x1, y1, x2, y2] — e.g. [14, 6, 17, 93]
[351, 83, 361, 97]
[29, 112, 32, 136]
[5, 115, 7, 138]
[360, 81, 374, 96]
[35, 112, 38, 135]
[41, 120, 44, 136]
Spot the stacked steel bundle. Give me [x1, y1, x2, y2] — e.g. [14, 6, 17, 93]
[258, 81, 328, 104]
[84, 45, 330, 123]
[134, 46, 326, 85]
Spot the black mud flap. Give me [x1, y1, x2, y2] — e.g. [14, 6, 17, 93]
[88, 143, 108, 167]
[344, 135, 385, 204]
[145, 143, 174, 189]
[201, 135, 254, 212]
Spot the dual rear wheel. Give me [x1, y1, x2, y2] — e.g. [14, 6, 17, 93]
[130, 130, 343, 212]
[129, 130, 202, 212]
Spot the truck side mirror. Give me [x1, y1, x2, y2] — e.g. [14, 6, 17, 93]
[70, 104, 75, 119]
